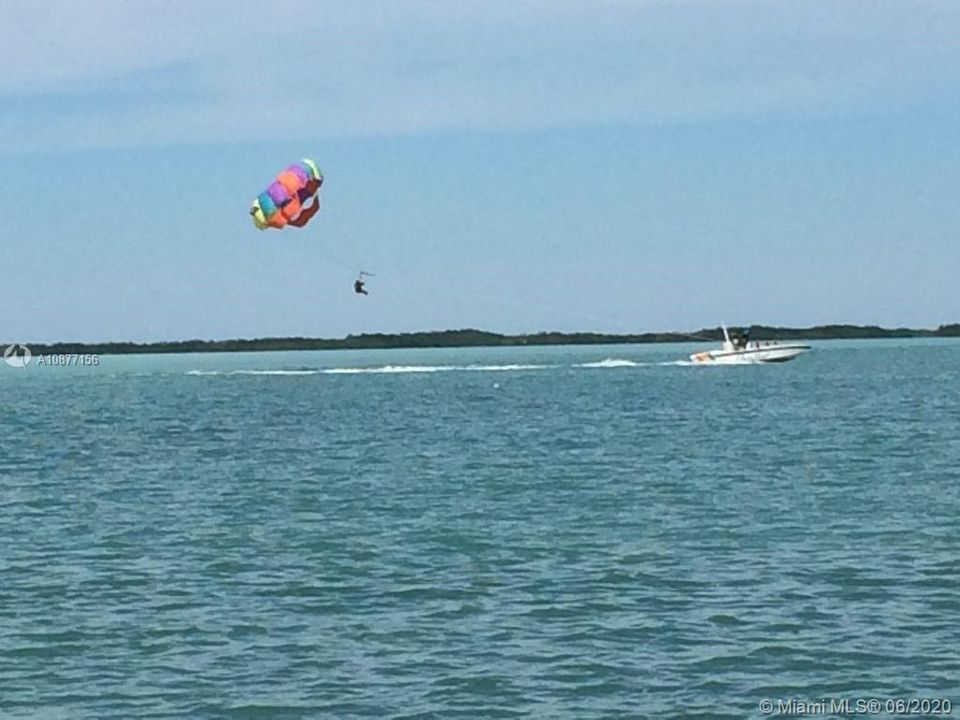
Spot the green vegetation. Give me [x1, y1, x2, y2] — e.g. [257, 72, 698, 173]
[14, 324, 960, 356]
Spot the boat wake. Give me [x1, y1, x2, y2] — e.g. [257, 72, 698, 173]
[324, 363, 550, 374]
[185, 357, 748, 377]
[187, 363, 552, 376]
[575, 358, 644, 368]
[185, 369, 322, 376]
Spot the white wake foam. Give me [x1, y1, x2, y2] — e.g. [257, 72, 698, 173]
[324, 363, 550, 374]
[464, 364, 550, 371]
[186, 369, 321, 376]
[322, 364, 456, 374]
[188, 363, 552, 377]
[575, 358, 643, 368]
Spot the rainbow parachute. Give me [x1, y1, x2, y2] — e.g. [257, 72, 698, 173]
[250, 159, 323, 230]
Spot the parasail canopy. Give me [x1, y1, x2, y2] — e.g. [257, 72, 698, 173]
[250, 158, 323, 230]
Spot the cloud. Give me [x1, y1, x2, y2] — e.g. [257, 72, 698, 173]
[2, 0, 959, 152]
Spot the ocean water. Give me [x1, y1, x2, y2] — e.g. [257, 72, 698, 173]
[1, 339, 958, 718]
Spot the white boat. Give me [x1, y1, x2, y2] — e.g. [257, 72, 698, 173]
[690, 326, 810, 364]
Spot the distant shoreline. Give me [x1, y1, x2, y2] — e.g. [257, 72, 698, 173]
[11, 324, 960, 356]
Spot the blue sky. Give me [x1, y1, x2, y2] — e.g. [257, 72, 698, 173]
[2, 0, 959, 342]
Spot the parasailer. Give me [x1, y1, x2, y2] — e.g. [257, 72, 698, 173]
[251, 160, 376, 296]
[249, 159, 323, 230]
[354, 271, 374, 295]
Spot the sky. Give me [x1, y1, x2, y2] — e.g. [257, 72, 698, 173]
[2, 0, 959, 342]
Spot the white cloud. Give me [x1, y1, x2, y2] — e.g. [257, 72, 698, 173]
[1, 0, 958, 152]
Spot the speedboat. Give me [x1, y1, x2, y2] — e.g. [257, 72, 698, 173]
[690, 326, 810, 364]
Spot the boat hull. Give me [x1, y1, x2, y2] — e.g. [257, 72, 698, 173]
[690, 344, 810, 364]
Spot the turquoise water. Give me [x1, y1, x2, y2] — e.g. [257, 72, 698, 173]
[2, 339, 958, 718]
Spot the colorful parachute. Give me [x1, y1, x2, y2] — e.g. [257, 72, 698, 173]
[250, 158, 323, 230]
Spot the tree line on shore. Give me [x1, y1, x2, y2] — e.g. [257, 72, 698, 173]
[15, 324, 960, 356]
